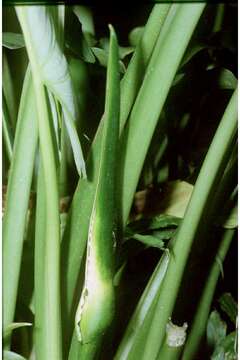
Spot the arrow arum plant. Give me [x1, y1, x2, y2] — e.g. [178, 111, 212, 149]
[3, 3, 237, 360]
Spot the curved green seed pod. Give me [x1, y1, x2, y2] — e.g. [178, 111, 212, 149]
[75, 25, 120, 344]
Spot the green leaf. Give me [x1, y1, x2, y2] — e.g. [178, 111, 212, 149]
[3, 351, 26, 360]
[126, 214, 181, 236]
[62, 4, 176, 350]
[3, 67, 38, 328]
[3, 52, 18, 128]
[3, 32, 25, 49]
[99, 37, 134, 59]
[119, 1, 202, 225]
[142, 88, 237, 359]
[218, 68, 237, 90]
[132, 234, 165, 249]
[153, 229, 176, 241]
[222, 205, 237, 229]
[16, 6, 86, 177]
[75, 24, 120, 345]
[216, 203, 238, 229]
[4, 322, 32, 340]
[149, 215, 181, 229]
[65, 20, 95, 64]
[114, 251, 170, 359]
[16, 7, 63, 358]
[180, 43, 206, 68]
[183, 229, 235, 360]
[2, 93, 14, 162]
[91, 47, 108, 66]
[207, 311, 227, 349]
[91, 47, 126, 73]
[219, 293, 237, 324]
[129, 26, 144, 47]
[73, 5, 96, 46]
[212, 332, 237, 360]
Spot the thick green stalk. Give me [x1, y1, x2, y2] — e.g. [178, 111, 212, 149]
[157, 343, 183, 360]
[61, 4, 172, 348]
[182, 229, 235, 360]
[120, 4, 171, 130]
[142, 89, 237, 360]
[120, 3, 206, 224]
[16, 7, 62, 359]
[33, 75, 62, 360]
[75, 25, 120, 344]
[114, 251, 170, 359]
[3, 67, 38, 331]
[68, 331, 101, 360]
[116, 146, 236, 360]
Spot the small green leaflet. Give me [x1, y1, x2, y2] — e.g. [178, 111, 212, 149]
[124, 214, 180, 249]
[127, 214, 181, 235]
[3, 32, 25, 49]
[91, 47, 126, 73]
[207, 310, 227, 349]
[211, 332, 237, 360]
[219, 293, 237, 324]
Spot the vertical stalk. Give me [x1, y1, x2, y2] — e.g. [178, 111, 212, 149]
[16, 7, 62, 360]
[120, 4, 206, 225]
[213, 4, 225, 32]
[34, 161, 46, 358]
[3, 68, 38, 332]
[182, 229, 235, 360]
[142, 89, 237, 360]
[75, 24, 120, 344]
[2, 92, 14, 163]
[62, 4, 172, 351]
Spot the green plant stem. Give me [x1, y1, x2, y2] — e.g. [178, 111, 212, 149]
[16, 7, 62, 359]
[157, 343, 183, 360]
[34, 78, 62, 360]
[142, 89, 237, 360]
[68, 331, 102, 360]
[34, 161, 47, 359]
[3, 51, 18, 129]
[2, 92, 14, 162]
[75, 25, 120, 345]
[61, 4, 172, 351]
[120, 3, 206, 225]
[120, 4, 171, 130]
[114, 250, 170, 360]
[213, 4, 225, 32]
[3, 68, 38, 332]
[182, 229, 235, 360]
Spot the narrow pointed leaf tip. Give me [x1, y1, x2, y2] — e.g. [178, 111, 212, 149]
[75, 20, 120, 344]
[108, 24, 115, 36]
